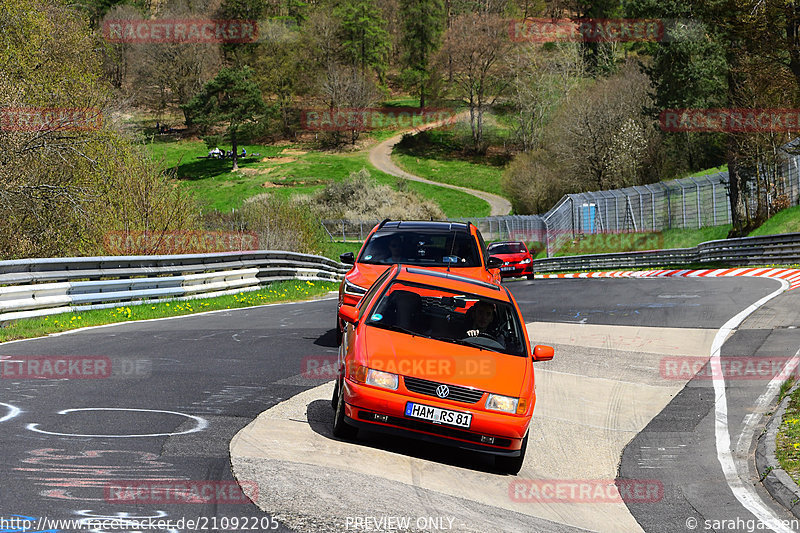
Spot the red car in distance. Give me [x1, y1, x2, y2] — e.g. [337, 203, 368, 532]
[487, 241, 535, 280]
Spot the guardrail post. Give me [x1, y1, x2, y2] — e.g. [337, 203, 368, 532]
[341, 220, 346, 242]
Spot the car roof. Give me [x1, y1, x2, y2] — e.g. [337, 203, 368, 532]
[377, 221, 472, 233]
[393, 265, 506, 299]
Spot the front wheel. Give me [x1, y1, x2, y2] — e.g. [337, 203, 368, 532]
[330, 378, 339, 410]
[332, 378, 358, 440]
[495, 433, 527, 475]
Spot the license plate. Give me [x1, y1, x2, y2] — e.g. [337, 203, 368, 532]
[501, 266, 516, 271]
[405, 402, 472, 428]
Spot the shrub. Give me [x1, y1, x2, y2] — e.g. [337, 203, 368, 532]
[298, 168, 444, 221]
[239, 195, 328, 255]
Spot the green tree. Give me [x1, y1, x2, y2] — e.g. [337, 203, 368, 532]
[0, 0, 197, 258]
[400, 0, 445, 107]
[182, 67, 267, 171]
[627, 0, 799, 235]
[335, 0, 391, 78]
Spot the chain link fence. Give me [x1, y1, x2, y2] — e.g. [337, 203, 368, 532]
[321, 146, 800, 257]
[320, 216, 548, 247]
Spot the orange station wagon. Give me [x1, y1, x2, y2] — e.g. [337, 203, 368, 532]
[332, 264, 553, 474]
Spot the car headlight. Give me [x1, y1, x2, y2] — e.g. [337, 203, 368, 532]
[344, 279, 367, 296]
[366, 369, 398, 390]
[519, 258, 531, 264]
[486, 394, 519, 413]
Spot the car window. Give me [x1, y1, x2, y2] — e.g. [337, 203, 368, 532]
[488, 243, 526, 254]
[364, 281, 526, 357]
[358, 231, 481, 267]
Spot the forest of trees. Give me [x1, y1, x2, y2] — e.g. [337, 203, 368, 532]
[3, 0, 799, 259]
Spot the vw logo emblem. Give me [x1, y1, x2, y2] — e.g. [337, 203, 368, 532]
[436, 385, 450, 398]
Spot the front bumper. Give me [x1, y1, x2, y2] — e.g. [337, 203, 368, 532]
[498, 264, 533, 277]
[342, 379, 531, 456]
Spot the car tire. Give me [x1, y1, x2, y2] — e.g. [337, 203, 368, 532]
[495, 433, 527, 475]
[332, 378, 358, 440]
[330, 378, 339, 410]
[526, 274, 535, 280]
[336, 318, 342, 346]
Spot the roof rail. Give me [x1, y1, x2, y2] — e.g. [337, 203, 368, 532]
[378, 218, 391, 229]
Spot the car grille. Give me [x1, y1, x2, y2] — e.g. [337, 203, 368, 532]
[403, 376, 484, 404]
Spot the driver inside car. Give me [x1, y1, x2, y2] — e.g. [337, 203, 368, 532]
[463, 300, 505, 347]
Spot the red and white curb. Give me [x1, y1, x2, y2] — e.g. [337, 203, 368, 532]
[537, 267, 800, 291]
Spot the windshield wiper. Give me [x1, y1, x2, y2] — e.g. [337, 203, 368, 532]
[444, 337, 506, 354]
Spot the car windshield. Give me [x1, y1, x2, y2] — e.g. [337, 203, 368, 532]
[488, 243, 526, 254]
[358, 231, 481, 267]
[365, 281, 526, 357]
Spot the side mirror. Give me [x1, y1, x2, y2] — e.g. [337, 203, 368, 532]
[338, 304, 359, 324]
[486, 255, 502, 269]
[339, 252, 355, 265]
[532, 345, 554, 361]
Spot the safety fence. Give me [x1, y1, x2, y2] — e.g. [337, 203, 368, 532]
[0, 251, 348, 323]
[532, 232, 800, 273]
[320, 216, 547, 244]
[323, 144, 800, 257]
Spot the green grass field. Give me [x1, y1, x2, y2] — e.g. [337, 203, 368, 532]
[146, 139, 489, 217]
[391, 124, 510, 198]
[750, 205, 800, 236]
[539, 204, 800, 259]
[776, 383, 800, 485]
[539, 225, 732, 258]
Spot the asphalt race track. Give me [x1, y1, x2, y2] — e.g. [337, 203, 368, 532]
[1, 276, 798, 533]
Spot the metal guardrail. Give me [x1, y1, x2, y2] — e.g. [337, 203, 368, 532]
[532, 232, 800, 272]
[0, 251, 349, 323]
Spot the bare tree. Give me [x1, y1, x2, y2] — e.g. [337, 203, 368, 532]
[319, 63, 378, 146]
[503, 62, 662, 214]
[507, 42, 584, 152]
[548, 61, 659, 191]
[106, 0, 221, 123]
[437, 13, 512, 153]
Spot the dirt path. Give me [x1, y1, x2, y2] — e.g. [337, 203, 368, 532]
[368, 115, 512, 217]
